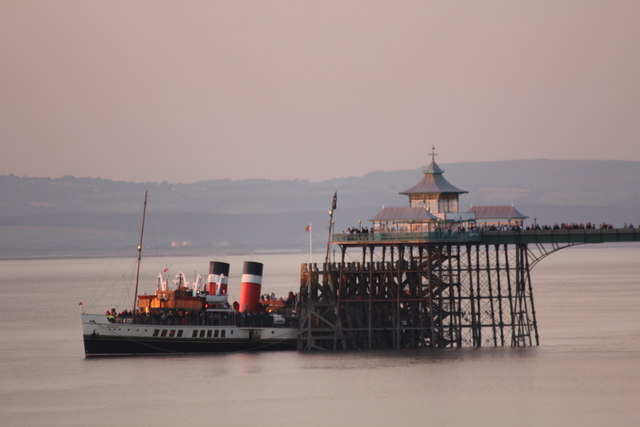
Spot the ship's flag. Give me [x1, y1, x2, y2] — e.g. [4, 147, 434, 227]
[305, 224, 311, 232]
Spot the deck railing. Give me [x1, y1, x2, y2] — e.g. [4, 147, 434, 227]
[332, 228, 640, 245]
[332, 230, 482, 244]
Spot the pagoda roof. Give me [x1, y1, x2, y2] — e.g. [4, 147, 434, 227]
[400, 159, 468, 195]
[466, 205, 528, 220]
[370, 207, 439, 222]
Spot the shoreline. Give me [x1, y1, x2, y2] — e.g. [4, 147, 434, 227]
[2, 242, 639, 262]
[0, 247, 305, 262]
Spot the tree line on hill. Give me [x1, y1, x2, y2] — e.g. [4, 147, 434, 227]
[1, 159, 638, 258]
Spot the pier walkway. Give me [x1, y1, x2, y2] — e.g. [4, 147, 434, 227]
[332, 228, 640, 246]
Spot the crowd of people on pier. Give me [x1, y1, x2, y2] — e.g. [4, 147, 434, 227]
[344, 226, 372, 234]
[467, 222, 620, 232]
[522, 222, 623, 231]
[341, 221, 633, 236]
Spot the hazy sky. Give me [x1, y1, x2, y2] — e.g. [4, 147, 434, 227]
[2, 1, 639, 183]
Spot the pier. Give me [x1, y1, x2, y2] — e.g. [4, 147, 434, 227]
[296, 150, 639, 351]
[297, 228, 640, 351]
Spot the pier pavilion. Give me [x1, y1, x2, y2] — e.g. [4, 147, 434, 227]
[467, 205, 528, 227]
[368, 149, 525, 233]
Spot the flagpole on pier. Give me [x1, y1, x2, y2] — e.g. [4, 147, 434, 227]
[307, 223, 313, 264]
[325, 192, 337, 265]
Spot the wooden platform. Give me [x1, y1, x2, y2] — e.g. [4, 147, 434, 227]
[332, 228, 640, 247]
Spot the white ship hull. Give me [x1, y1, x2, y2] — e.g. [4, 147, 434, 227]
[82, 314, 298, 357]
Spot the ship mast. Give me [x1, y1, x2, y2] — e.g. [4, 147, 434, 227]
[132, 190, 148, 317]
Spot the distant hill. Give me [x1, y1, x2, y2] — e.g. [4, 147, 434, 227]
[1, 159, 639, 258]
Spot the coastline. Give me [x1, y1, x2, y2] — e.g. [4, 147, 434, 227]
[0, 247, 306, 262]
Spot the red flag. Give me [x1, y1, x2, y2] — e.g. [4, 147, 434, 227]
[305, 224, 311, 232]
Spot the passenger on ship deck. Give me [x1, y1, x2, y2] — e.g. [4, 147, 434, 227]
[285, 291, 296, 307]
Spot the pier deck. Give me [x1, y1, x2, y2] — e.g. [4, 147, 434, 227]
[332, 228, 640, 246]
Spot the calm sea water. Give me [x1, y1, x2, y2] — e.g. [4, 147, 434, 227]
[1, 246, 640, 426]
